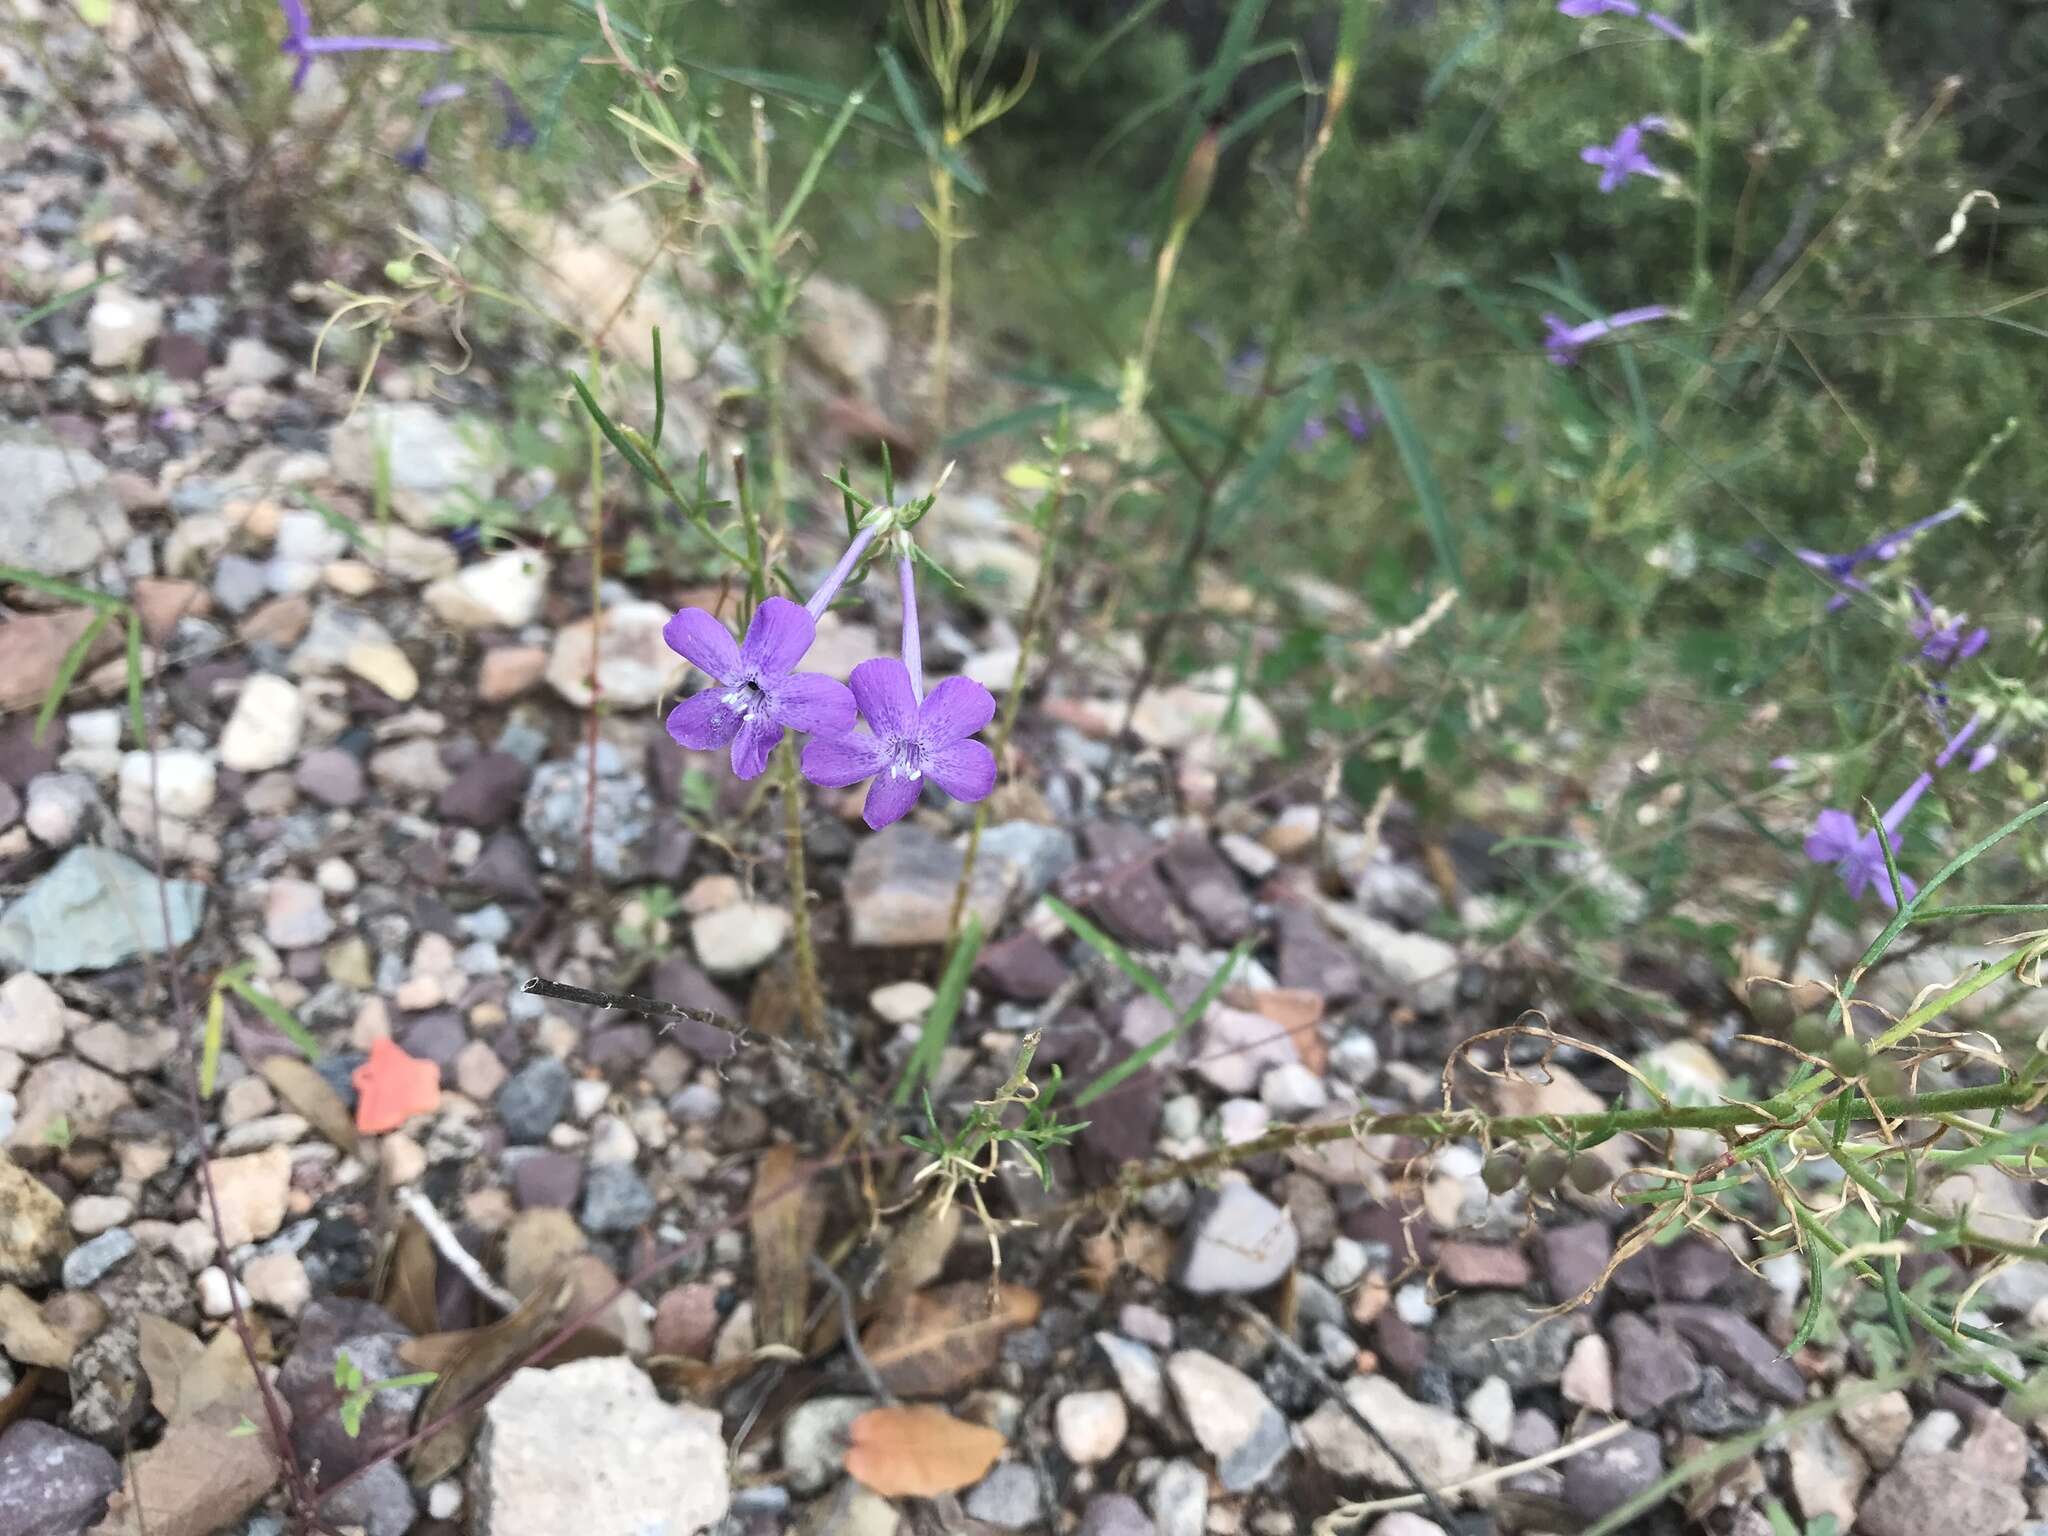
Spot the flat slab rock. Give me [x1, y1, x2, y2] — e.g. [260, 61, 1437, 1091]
[471, 1356, 729, 1536]
[1175, 1182, 1299, 1295]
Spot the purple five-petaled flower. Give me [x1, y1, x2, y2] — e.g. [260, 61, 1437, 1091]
[1543, 304, 1673, 366]
[1794, 503, 1967, 611]
[1557, 0, 1693, 44]
[1908, 585, 1989, 667]
[663, 598, 855, 780]
[801, 662, 997, 830]
[1580, 118, 1668, 193]
[277, 0, 449, 94]
[1804, 715, 1985, 910]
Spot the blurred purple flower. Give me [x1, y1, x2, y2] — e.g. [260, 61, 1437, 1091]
[494, 79, 537, 150]
[799, 556, 996, 828]
[663, 598, 855, 780]
[1795, 503, 1967, 611]
[277, 0, 448, 94]
[1804, 715, 1986, 909]
[1557, 0, 1693, 44]
[1908, 586, 1988, 666]
[1338, 396, 1380, 442]
[1543, 304, 1672, 365]
[1298, 415, 1329, 448]
[1580, 119, 1667, 193]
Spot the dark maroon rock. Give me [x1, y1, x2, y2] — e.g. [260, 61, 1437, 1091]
[277, 1299, 418, 1482]
[646, 956, 742, 1060]
[1538, 1220, 1614, 1310]
[1648, 1304, 1804, 1404]
[1086, 857, 1179, 952]
[647, 820, 695, 882]
[1608, 1311, 1701, 1420]
[977, 931, 1071, 1001]
[1159, 835, 1256, 945]
[1562, 1425, 1664, 1522]
[1339, 1197, 1435, 1270]
[511, 1150, 584, 1209]
[0, 715, 63, 788]
[1274, 903, 1362, 1002]
[585, 1023, 655, 1072]
[437, 751, 529, 828]
[0, 1421, 121, 1535]
[1076, 1060, 1162, 1169]
[466, 830, 542, 902]
[155, 332, 209, 381]
[399, 1011, 469, 1080]
[1613, 1235, 1736, 1303]
[1374, 1310, 1429, 1384]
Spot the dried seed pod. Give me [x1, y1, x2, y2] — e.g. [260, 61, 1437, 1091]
[1481, 1152, 1524, 1195]
[1524, 1147, 1569, 1193]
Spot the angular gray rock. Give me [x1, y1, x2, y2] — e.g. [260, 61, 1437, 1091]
[471, 1357, 729, 1536]
[1165, 1350, 1289, 1492]
[1175, 1182, 1299, 1295]
[1561, 1425, 1665, 1523]
[0, 428, 130, 577]
[843, 822, 1008, 946]
[0, 1419, 121, 1536]
[1648, 1304, 1804, 1404]
[0, 847, 206, 975]
[1432, 1292, 1579, 1387]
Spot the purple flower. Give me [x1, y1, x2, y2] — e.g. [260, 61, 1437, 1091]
[1580, 119, 1667, 193]
[1908, 586, 1989, 666]
[663, 597, 855, 779]
[1298, 415, 1329, 449]
[801, 662, 997, 828]
[1795, 503, 1967, 611]
[1543, 304, 1673, 365]
[1338, 396, 1380, 442]
[277, 0, 449, 93]
[494, 79, 537, 150]
[1804, 715, 1987, 909]
[1557, 0, 1693, 43]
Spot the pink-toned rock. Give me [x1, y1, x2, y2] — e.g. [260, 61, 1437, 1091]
[479, 646, 548, 704]
[1437, 1241, 1533, 1291]
[652, 1282, 721, 1360]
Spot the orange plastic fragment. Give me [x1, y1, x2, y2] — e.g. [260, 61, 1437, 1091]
[351, 1036, 442, 1134]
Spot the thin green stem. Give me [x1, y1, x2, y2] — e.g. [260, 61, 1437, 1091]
[931, 160, 957, 438]
[1692, 0, 1715, 303]
[779, 739, 827, 1047]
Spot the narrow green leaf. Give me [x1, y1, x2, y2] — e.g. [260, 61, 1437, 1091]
[297, 493, 368, 550]
[1362, 363, 1463, 594]
[1787, 1242, 1827, 1355]
[569, 373, 665, 491]
[224, 977, 323, 1062]
[199, 988, 226, 1098]
[34, 608, 111, 745]
[650, 328, 667, 447]
[1068, 0, 1175, 80]
[1075, 936, 1253, 1110]
[1214, 383, 1319, 536]
[16, 273, 116, 329]
[0, 565, 122, 608]
[1043, 896, 1175, 1010]
[123, 609, 146, 747]
[895, 916, 985, 1106]
[771, 76, 876, 246]
[1216, 80, 1309, 152]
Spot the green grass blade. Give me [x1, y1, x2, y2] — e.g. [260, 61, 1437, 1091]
[650, 328, 667, 446]
[1362, 363, 1463, 595]
[0, 566, 122, 609]
[1043, 895, 1174, 1009]
[895, 916, 984, 1107]
[1075, 935, 1255, 1109]
[199, 988, 225, 1098]
[224, 977, 323, 1062]
[772, 75, 875, 246]
[17, 273, 116, 328]
[34, 608, 111, 745]
[123, 609, 145, 746]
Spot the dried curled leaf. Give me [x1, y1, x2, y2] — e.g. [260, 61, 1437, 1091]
[858, 1280, 1040, 1396]
[843, 1404, 1006, 1497]
[751, 1143, 822, 1350]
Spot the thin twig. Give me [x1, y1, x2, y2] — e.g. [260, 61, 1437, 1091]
[1230, 1299, 1459, 1531]
[1315, 1418, 1633, 1531]
[809, 1255, 895, 1403]
[396, 1188, 520, 1313]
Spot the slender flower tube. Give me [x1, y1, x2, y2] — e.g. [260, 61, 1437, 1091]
[1908, 586, 1989, 667]
[1542, 305, 1673, 366]
[1804, 715, 1987, 909]
[277, 0, 448, 93]
[1557, 0, 1693, 44]
[1795, 504, 1968, 611]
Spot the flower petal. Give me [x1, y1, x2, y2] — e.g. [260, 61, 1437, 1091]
[767, 672, 857, 736]
[1803, 808, 1860, 866]
[801, 732, 889, 788]
[280, 0, 311, 38]
[926, 739, 997, 803]
[740, 596, 816, 680]
[730, 717, 783, 780]
[850, 656, 920, 741]
[664, 607, 741, 683]
[917, 676, 996, 745]
[666, 690, 742, 751]
[862, 771, 923, 830]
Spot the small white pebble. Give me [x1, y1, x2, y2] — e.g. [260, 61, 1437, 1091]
[869, 980, 935, 1025]
[242, 1251, 312, 1317]
[570, 1078, 609, 1123]
[315, 857, 358, 896]
[1394, 1282, 1436, 1327]
[69, 1194, 135, 1236]
[196, 1266, 250, 1318]
[171, 1220, 219, 1274]
[1322, 1237, 1370, 1292]
[427, 1481, 463, 1520]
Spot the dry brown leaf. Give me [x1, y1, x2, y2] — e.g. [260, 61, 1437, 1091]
[406, 1268, 578, 1487]
[843, 1404, 1006, 1498]
[88, 1397, 285, 1536]
[257, 1054, 360, 1155]
[171, 1327, 263, 1423]
[644, 1353, 755, 1405]
[870, 1194, 961, 1315]
[750, 1143, 821, 1350]
[1075, 1223, 1172, 1292]
[1238, 986, 1329, 1075]
[858, 1280, 1040, 1397]
[136, 1315, 203, 1415]
[0, 1284, 103, 1369]
[376, 1216, 442, 1336]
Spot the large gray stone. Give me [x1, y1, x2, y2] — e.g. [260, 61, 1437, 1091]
[0, 847, 206, 975]
[1165, 1350, 1289, 1493]
[1175, 1182, 1299, 1295]
[0, 1419, 121, 1536]
[471, 1357, 728, 1536]
[0, 428, 130, 577]
[843, 822, 1008, 947]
